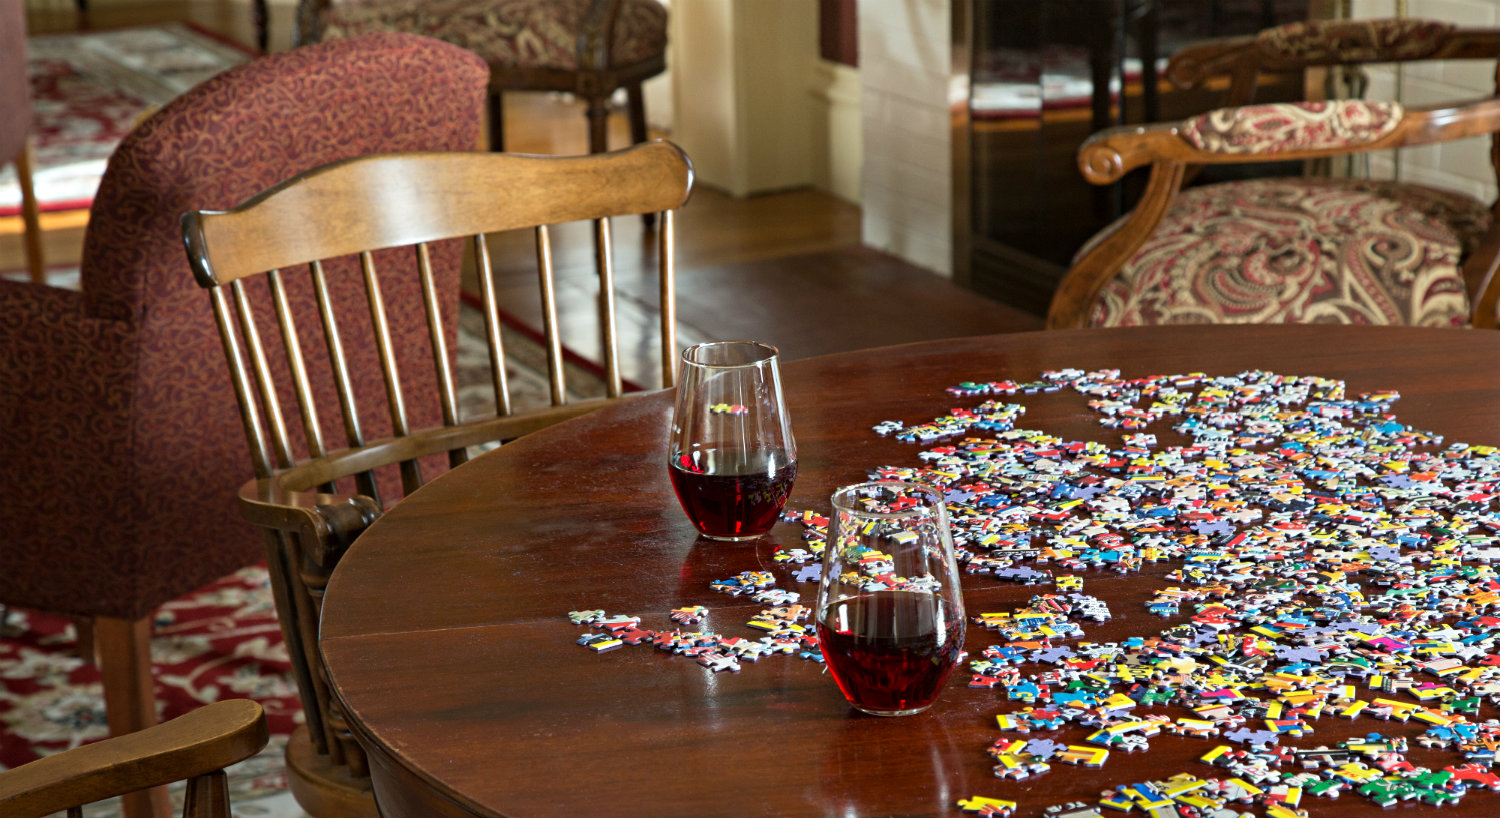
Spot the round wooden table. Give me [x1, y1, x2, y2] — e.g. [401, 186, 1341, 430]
[319, 325, 1500, 818]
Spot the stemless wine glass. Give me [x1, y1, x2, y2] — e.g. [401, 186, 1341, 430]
[667, 341, 797, 541]
[815, 481, 965, 716]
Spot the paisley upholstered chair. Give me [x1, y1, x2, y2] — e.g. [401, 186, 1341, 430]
[1, 0, 45, 283]
[1047, 19, 1500, 330]
[0, 32, 486, 818]
[297, 0, 668, 156]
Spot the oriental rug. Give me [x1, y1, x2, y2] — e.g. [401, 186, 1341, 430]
[0, 23, 252, 217]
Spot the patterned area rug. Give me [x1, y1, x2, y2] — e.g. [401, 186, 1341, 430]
[0, 23, 252, 216]
[0, 304, 602, 816]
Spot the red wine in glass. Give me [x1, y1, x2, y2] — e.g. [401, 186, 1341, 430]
[669, 447, 797, 540]
[816, 591, 964, 716]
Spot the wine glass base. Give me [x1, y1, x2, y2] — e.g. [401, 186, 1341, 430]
[697, 532, 769, 543]
[851, 703, 934, 717]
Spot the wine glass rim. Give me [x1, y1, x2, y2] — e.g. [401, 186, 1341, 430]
[681, 340, 781, 368]
[830, 480, 945, 516]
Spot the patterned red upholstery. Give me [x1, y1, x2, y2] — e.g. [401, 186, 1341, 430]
[321, 0, 667, 70]
[0, 0, 30, 163]
[0, 33, 487, 621]
[1085, 178, 1489, 327]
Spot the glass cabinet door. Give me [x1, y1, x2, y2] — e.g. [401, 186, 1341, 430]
[963, 0, 1314, 314]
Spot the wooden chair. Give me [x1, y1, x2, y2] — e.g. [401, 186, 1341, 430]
[0, 699, 269, 818]
[2, 0, 45, 283]
[1047, 18, 1500, 329]
[180, 139, 692, 814]
[296, 0, 668, 156]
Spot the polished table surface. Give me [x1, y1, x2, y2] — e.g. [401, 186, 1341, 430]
[319, 325, 1500, 818]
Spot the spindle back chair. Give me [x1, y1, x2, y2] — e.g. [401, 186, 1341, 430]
[180, 138, 692, 792]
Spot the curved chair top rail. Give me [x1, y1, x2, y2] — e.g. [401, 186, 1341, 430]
[183, 139, 693, 287]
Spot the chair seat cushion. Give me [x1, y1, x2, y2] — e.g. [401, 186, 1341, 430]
[1087, 177, 1491, 327]
[321, 0, 667, 70]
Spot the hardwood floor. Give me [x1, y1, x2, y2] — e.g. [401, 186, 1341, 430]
[7, 0, 1042, 388]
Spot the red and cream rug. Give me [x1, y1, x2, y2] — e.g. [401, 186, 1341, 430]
[0, 565, 303, 816]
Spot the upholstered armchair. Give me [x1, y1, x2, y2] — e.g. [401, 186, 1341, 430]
[0, 31, 486, 818]
[1, 0, 44, 283]
[296, 0, 668, 155]
[1047, 18, 1500, 329]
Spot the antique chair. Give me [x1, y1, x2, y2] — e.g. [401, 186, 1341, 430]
[294, 0, 668, 155]
[2, 0, 45, 283]
[1047, 19, 1500, 329]
[0, 31, 486, 818]
[180, 139, 691, 814]
[0, 699, 269, 818]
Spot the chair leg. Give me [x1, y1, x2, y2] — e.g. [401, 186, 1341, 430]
[72, 616, 95, 664]
[585, 94, 610, 155]
[96, 615, 171, 818]
[15, 138, 46, 284]
[623, 84, 656, 228]
[626, 82, 647, 147]
[489, 90, 505, 153]
[253, 0, 269, 54]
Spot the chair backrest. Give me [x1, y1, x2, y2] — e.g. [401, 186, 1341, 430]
[0, 699, 268, 818]
[178, 142, 690, 780]
[0, 0, 29, 163]
[183, 140, 692, 507]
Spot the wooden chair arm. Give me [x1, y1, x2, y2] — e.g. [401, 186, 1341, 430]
[1047, 160, 1186, 330]
[1079, 98, 1500, 185]
[0, 699, 268, 818]
[238, 475, 381, 569]
[1164, 33, 1259, 91]
[236, 396, 622, 563]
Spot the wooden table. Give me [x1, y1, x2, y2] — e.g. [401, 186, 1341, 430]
[319, 325, 1500, 818]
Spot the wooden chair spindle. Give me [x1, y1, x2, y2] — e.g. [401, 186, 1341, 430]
[535, 224, 567, 405]
[594, 216, 623, 398]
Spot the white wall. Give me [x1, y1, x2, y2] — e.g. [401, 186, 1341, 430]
[857, 0, 952, 276]
[668, 0, 860, 202]
[1349, 0, 1499, 201]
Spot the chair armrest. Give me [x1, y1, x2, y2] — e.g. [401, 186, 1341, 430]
[239, 476, 382, 571]
[0, 699, 268, 818]
[1078, 98, 1500, 185]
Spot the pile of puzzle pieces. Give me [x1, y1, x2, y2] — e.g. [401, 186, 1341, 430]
[871, 368, 1500, 816]
[571, 366, 1500, 817]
